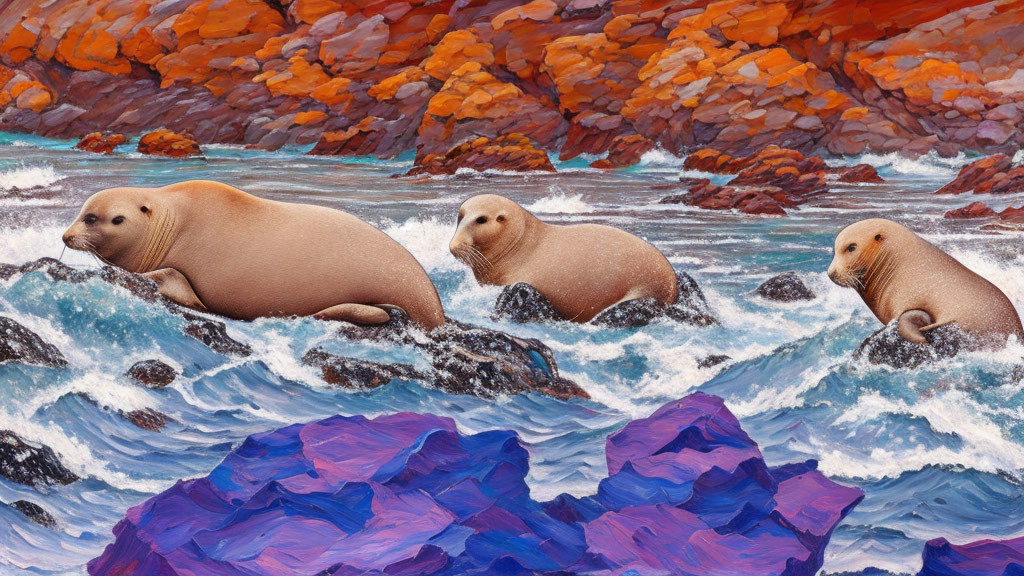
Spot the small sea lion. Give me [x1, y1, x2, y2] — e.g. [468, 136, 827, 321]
[449, 194, 678, 323]
[827, 218, 1022, 347]
[62, 180, 445, 330]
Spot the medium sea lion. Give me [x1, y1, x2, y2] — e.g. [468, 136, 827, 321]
[449, 194, 678, 323]
[62, 180, 445, 330]
[827, 218, 1023, 347]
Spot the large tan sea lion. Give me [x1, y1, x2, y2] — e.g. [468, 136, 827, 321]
[62, 180, 445, 330]
[827, 218, 1022, 347]
[449, 194, 678, 323]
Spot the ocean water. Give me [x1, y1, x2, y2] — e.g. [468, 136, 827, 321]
[0, 134, 1022, 575]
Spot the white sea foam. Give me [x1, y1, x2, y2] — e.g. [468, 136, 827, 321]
[0, 225, 97, 268]
[846, 151, 969, 179]
[525, 193, 594, 214]
[0, 164, 62, 191]
[382, 216, 463, 273]
[637, 148, 685, 170]
[1014, 149, 1023, 164]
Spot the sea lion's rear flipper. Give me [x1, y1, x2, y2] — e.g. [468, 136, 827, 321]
[897, 309, 934, 344]
[143, 268, 207, 311]
[314, 303, 392, 325]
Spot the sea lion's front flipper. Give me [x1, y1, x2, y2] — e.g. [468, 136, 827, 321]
[897, 309, 934, 344]
[314, 303, 392, 325]
[143, 268, 207, 311]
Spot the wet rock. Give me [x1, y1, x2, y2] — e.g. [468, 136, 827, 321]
[136, 129, 202, 158]
[99, 266, 161, 301]
[936, 154, 1015, 194]
[837, 164, 884, 184]
[493, 282, 561, 323]
[181, 313, 252, 357]
[302, 348, 426, 389]
[74, 132, 126, 154]
[672, 271, 719, 326]
[11, 500, 56, 528]
[333, 309, 586, 399]
[1000, 206, 1024, 224]
[945, 202, 997, 219]
[755, 272, 816, 302]
[407, 134, 555, 176]
[0, 316, 68, 368]
[854, 322, 966, 369]
[589, 135, 655, 169]
[0, 431, 78, 487]
[917, 535, 1024, 576]
[0, 258, 92, 283]
[666, 147, 833, 215]
[698, 354, 731, 369]
[125, 360, 177, 389]
[591, 297, 672, 328]
[121, 409, 169, 432]
[88, 392, 861, 576]
[428, 320, 588, 399]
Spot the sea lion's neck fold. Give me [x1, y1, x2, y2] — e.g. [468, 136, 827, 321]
[859, 242, 898, 319]
[136, 209, 179, 273]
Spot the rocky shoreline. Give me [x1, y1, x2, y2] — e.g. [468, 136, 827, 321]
[1, 0, 1023, 173]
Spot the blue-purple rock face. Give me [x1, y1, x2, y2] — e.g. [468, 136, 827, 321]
[918, 536, 1024, 576]
[88, 392, 863, 576]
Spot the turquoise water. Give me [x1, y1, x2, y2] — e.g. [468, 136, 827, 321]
[0, 133, 1022, 575]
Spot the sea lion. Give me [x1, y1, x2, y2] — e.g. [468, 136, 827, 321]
[62, 180, 445, 330]
[827, 218, 1022, 347]
[449, 194, 678, 323]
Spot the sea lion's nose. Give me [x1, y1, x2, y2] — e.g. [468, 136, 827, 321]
[61, 232, 74, 247]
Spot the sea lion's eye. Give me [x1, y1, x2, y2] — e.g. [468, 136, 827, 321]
[83, 214, 98, 225]
[497, 215, 505, 222]
[476, 216, 488, 224]
[874, 234, 882, 241]
[846, 243, 857, 252]
[112, 216, 125, 225]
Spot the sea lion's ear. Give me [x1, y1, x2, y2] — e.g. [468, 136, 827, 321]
[497, 214, 506, 222]
[140, 206, 150, 215]
[874, 234, 882, 241]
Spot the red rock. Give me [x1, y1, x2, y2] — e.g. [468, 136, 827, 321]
[975, 166, 1024, 195]
[591, 134, 654, 168]
[944, 202, 996, 219]
[75, 132, 126, 154]
[837, 164, 884, 183]
[407, 134, 555, 175]
[137, 130, 203, 158]
[936, 155, 1014, 194]
[1000, 206, 1024, 224]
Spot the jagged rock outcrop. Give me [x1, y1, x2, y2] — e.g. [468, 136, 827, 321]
[917, 535, 1024, 576]
[136, 129, 202, 158]
[1, 0, 1021, 161]
[406, 133, 555, 175]
[0, 431, 79, 487]
[936, 154, 1024, 195]
[74, 132, 125, 154]
[755, 272, 816, 301]
[125, 359, 177, 389]
[0, 316, 68, 368]
[945, 202, 997, 219]
[88, 392, 863, 576]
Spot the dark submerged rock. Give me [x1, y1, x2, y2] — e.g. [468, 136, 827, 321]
[0, 431, 79, 487]
[302, 348, 426, 389]
[11, 500, 57, 528]
[755, 272, 816, 302]
[428, 320, 588, 399]
[493, 282, 561, 323]
[854, 322, 966, 369]
[331, 309, 587, 399]
[125, 360, 177, 389]
[0, 316, 68, 368]
[181, 313, 252, 357]
[698, 354, 731, 368]
[122, 409, 169, 432]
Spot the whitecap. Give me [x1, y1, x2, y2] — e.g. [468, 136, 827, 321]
[525, 193, 594, 214]
[0, 164, 62, 191]
[839, 151, 970, 179]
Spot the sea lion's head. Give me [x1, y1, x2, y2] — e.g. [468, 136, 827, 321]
[449, 194, 530, 281]
[828, 218, 911, 291]
[63, 187, 169, 272]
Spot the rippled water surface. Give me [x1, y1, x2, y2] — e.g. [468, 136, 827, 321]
[1, 134, 1023, 575]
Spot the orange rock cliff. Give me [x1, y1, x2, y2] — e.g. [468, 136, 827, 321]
[1, 0, 1022, 165]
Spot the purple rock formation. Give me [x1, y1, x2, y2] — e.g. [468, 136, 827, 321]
[918, 536, 1024, 576]
[88, 392, 863, 576]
